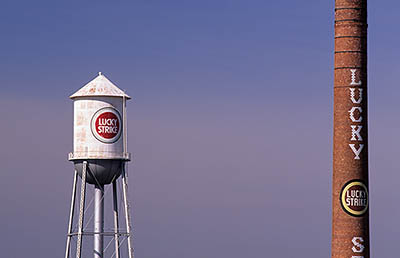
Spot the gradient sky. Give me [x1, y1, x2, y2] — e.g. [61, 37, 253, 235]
[1, 1, 400, 257]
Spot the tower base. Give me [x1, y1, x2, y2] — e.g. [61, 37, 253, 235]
[64, 161, 134, 258]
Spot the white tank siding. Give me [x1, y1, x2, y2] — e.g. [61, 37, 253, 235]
[71, 96, 127, 160]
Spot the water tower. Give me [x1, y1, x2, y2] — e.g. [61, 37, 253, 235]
[65, 72, 134, 258]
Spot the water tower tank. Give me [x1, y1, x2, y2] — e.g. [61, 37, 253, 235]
[69, 72, 131, 185]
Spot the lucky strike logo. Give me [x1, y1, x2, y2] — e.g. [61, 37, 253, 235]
[91, 108, 122, 143]
[340, 180, 368, 217]
[96, 112, 119, 138]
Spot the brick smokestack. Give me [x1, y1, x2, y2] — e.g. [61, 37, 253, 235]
[333, 0, 369, 257]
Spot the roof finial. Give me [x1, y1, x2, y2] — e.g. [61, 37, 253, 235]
[98, 72, 102, 76]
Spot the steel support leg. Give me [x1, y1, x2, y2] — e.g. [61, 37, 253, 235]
[76, 161, 88, 258]
[94, 184, 104, 258]
[112, 180, 120, 258]
[65, 170, 78, 258]
[121, 164, 134, 258]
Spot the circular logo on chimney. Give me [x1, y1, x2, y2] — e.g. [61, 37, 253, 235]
[91, 107, 122, 143]
[340, 180, 368, 217]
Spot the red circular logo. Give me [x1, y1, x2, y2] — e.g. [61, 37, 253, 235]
[95, 112, 120, 139]
[91, 108, 122, 143]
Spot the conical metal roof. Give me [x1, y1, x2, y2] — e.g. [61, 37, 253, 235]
[70, 72, 131, 99]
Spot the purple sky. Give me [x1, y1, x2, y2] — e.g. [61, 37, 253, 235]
[1, 1, 400, 257]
